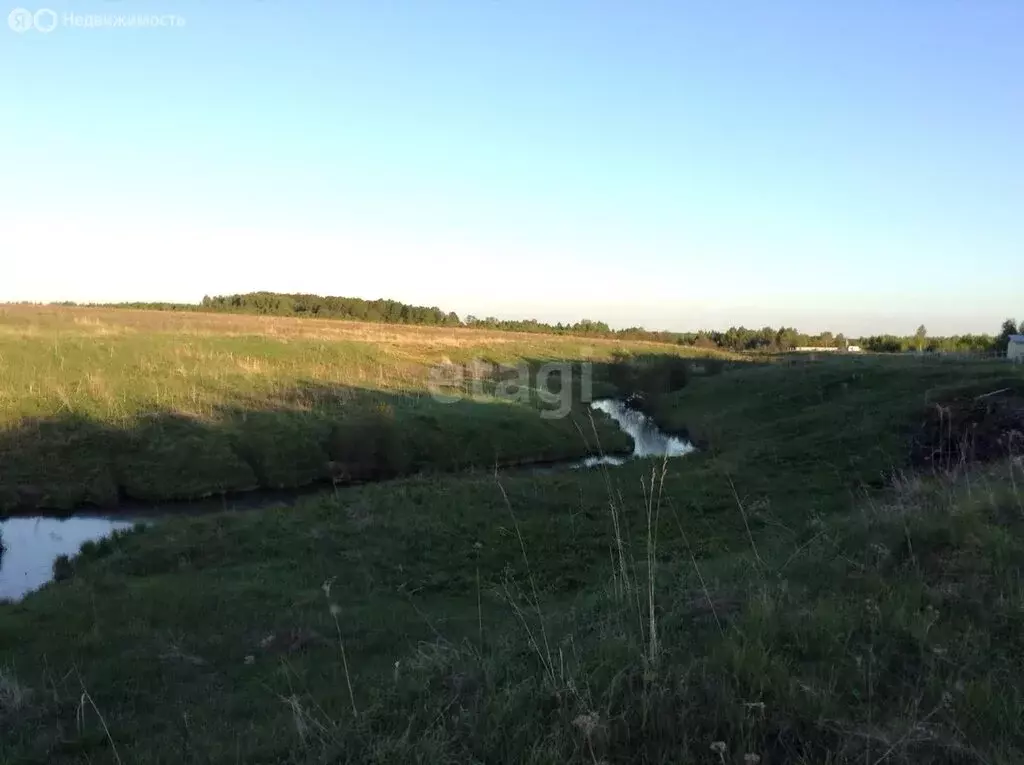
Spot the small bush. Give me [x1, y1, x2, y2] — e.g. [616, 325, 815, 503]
[52, 554, 73, 582]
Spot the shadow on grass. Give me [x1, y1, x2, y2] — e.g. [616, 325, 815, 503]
[0, 390, 590, 515]
[6, 353, 1024, 763]
[0, 352, 728, 515]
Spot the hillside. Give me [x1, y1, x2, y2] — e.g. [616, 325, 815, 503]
[0, 305, 735, 514]
[2, 346, 1023, 763]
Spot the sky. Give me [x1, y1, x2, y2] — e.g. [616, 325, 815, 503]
[1, 1, 1021, 336]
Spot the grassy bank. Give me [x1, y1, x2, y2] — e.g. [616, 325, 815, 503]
[2, 351, 1023, 762]
[0, 306, 734, 513]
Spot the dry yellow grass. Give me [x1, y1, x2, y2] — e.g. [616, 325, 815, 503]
[0, 303, 737, 435]
[0, 304, 730, 357]
[6, 304, 713, 509]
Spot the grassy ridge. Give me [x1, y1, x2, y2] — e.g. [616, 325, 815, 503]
[2, 350, 1023, 762]
[0, 306, 736, 513]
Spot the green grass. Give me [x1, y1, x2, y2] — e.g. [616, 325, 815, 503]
[652, 353, 1024, 503]
[0, 306, 734, 513]
[2, 309, 1024, 762]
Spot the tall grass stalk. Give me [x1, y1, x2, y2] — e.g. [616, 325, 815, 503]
[75, 680, 123, 765]
[322, 578, 358, 718]
[495, 477, 558, 690]
[641, 458, 670, 666]
[725, 472, 764, 568]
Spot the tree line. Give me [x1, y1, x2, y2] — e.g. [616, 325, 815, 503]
[47, 293, 1022, 354]
[858, 319, 1021, 354]
[200, 292, 462, 326]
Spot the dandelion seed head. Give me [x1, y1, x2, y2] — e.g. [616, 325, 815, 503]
[573, 712, 600, 737]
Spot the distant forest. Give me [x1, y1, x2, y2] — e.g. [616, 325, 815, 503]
[54, 292, 1021, 354]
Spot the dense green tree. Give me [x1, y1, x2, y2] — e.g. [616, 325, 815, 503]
[914, 325, 927, 352]
[862, 335, 905, 353]
[194, 292, 455, 326]
[774, 327, 799, 350]
[994, 318, 1019, 353]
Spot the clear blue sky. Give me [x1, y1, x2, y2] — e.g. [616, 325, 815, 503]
[2, 0, 1021, 335]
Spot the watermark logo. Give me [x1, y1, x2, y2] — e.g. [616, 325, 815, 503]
[8, 7, 37, 32]
[426, 358, 594, 420]
[8, 7, 185, 33]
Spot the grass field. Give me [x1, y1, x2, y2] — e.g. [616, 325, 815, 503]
[0, 306, 734, 513]
[2, 307, 1024, 763]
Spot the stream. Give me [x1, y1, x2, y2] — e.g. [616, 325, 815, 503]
[0, 399, 693, 601]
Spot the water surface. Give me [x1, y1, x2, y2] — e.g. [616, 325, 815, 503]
[574, 399, 695, 467]
[0, 516, 137, 601]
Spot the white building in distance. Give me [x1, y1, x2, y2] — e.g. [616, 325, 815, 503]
[1008, 334, 1024, 362]
[792, 344, 862, 353]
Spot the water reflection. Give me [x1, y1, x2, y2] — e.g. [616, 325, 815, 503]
[0, 516, 136, 601]
[572, 399, 695, 467]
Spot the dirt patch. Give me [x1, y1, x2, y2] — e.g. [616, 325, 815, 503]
[910, 386, 1024, 469]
